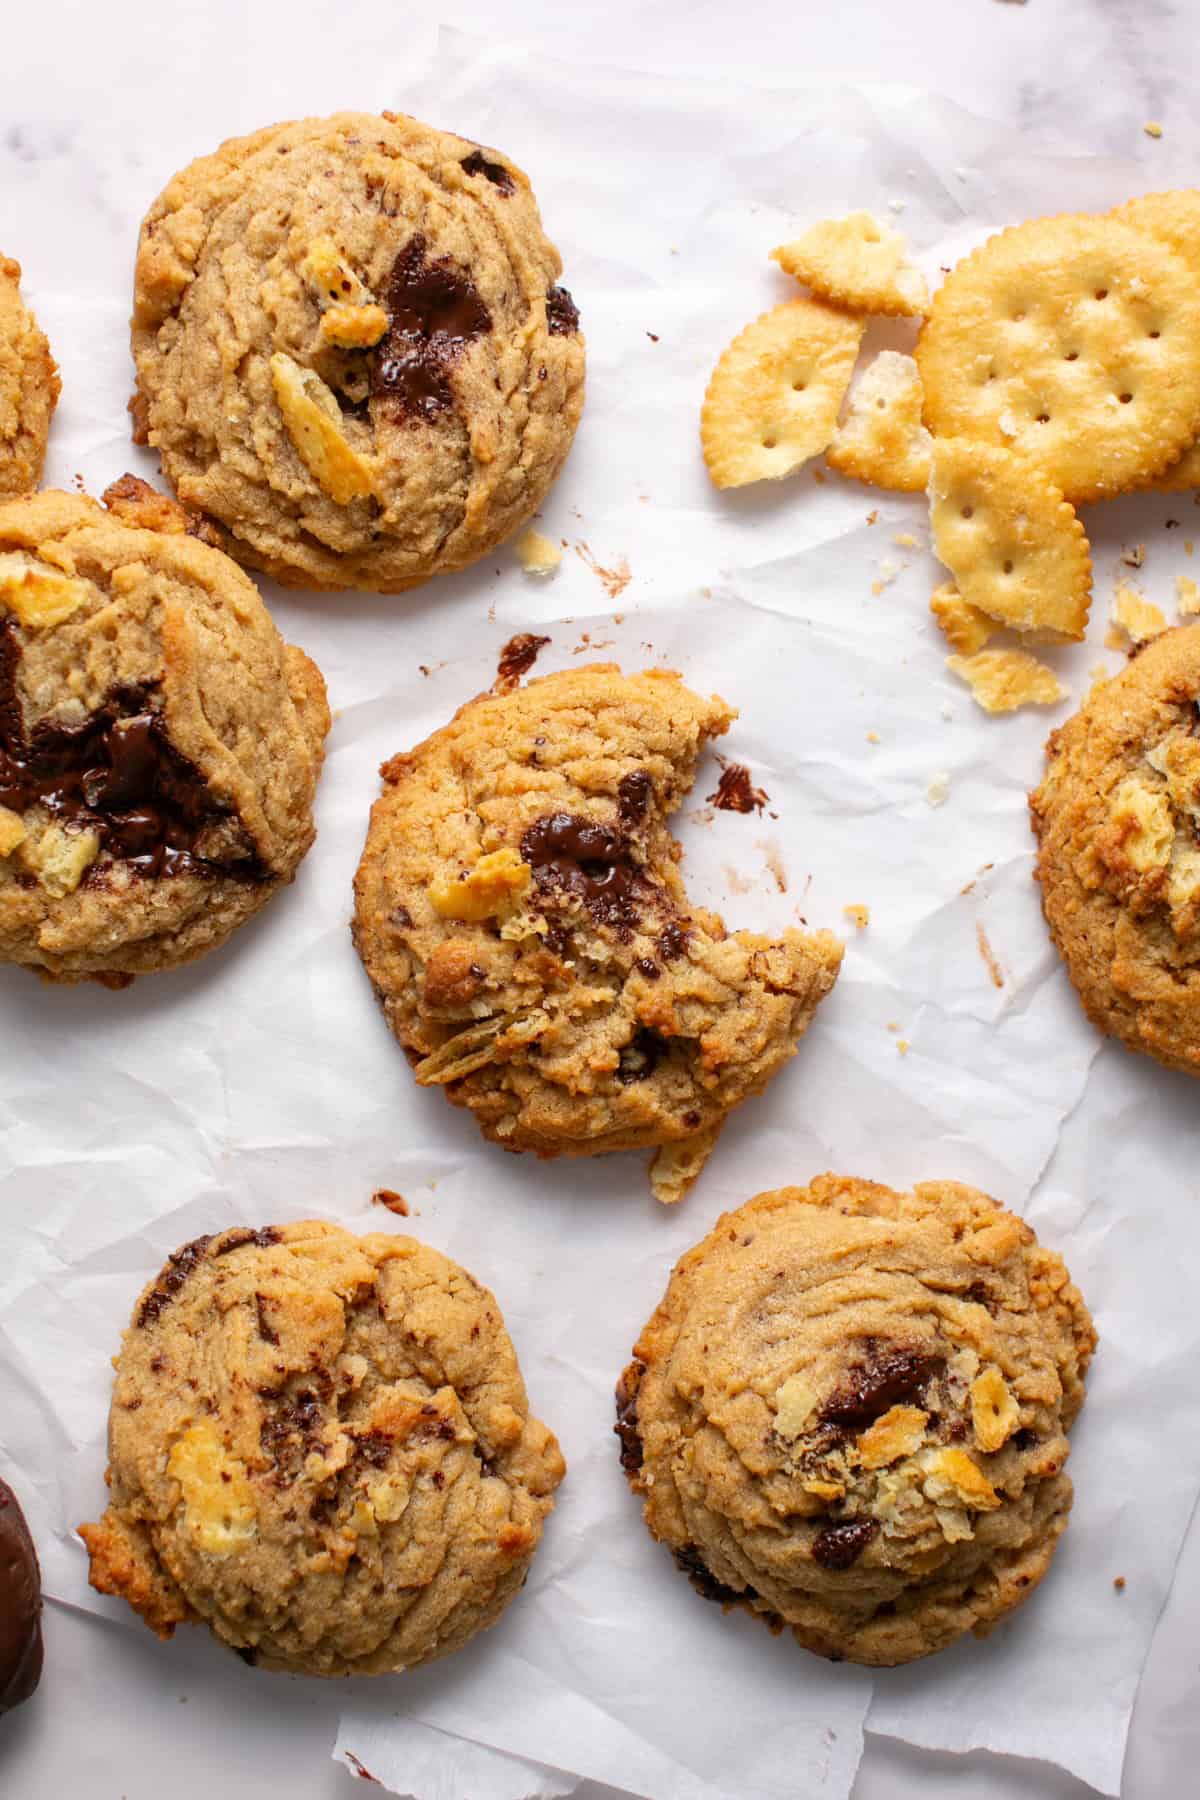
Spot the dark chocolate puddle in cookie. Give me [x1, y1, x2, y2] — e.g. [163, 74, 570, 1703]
[520, 811, 656, 940]
[460, 149, 515, 195]
[0, 616, 268, 885]
[818, 1346, 943, 1430]
[546, 284, 580, 335]
[371, 235, 492, 421]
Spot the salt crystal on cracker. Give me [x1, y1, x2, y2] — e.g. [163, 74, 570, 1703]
[947, 647, 1067, 713]
[928, 439, 1092, 640]
[772, 212, 929, 317]
[827, 351, 932, 493]
[701, 299, 864, 489]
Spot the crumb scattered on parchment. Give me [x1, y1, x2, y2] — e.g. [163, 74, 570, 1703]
[976, 923, 1005, 989]
[1112, 584, 1168, 644]
[371, 1188, 410, 1217]
[887, 1020, 901, 1033]
[1113, 1576, 1126, 1592]
[1177, 575, 1200, 615]
[866, 730, 881, 745]
[708, 758, 769, 815]
[1121, 544, 1145, 569]
[572, 631, 615, 655]
[515, 528, 562, 576]
[724, 864, 754, 895]
[893, 533, 919, 550]
[345, 1752, 382, 1783]
[844, 904, 870, 930]
[1144, 120, 1164, 138]
[494, 632, 551, 692]
[896, 1038, 911, 1056]
[575, 541, 631, 600]
[926, 772, 950, 808]
[871, 558, 899, 597]
[757, 840, 788, 893]
[866, 510, 879, 526]
[646, 330, 660, 343]
[940, 702, 955, 721]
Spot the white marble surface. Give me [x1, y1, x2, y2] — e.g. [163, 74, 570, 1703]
[3, 2, 1200, 1798]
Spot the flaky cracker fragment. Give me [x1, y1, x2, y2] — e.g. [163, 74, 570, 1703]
[0, 551, 90, 626]
[772, 212, 929, 317]
[1105, 777, 1174, 874]
[970, 1367, 1019, 1453]
[928, 439, 1092, 639]
[857, 1404, 928, 1471]
[926, 1447, 1002, 1511]
[772, 1374, 818, 1439]
[429, 848, 531, 921]
[827, 351, 932, 493]
[843, 903, 870, 930]
[269, 352, 375, 505]
[930, 580, 997, 655]
[1112, 584, 1168, 643]
[0, 806, 27, 857]
[167, 1423, 257, 1555]
[701, 300, 863, 489]
[650, 1120, 724, 1205]
[320, 303, 388, 350]
[916, 213, 1200, 503]
[515, 528, 562, 576]
[19, 821, 101, 896]
[948, 649, 1066, 714]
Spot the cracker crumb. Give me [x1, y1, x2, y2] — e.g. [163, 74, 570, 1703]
[1177, 574, 1200, 616]
[1121, 543, 1146, 569]
[887, 1021, 901, 1032]
[866, 730, 881, 744]
[515, 529, 562, 576]
[1112, 583, 1168, 643]
[892, 532, 918, 549]
[843, 903, 870, 930]
[926, 772, 950, 808]
[896, 1038, 910, 1056]
[947, 648, 1066, 714]
[941, 702, 955, 721]
[1144, 121, 1164, 138]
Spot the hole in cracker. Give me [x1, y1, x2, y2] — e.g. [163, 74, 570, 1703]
[792, 381, 806, 392]
[1119, 392, 1133, 404]
[1095, 288, 1108, 300]
[1036, 413, 1050, 424]
[875, 398, 887, 409]
[1012, 311, 1025, 322]
[1064, 351, 1079, 362]
[1149, 329, 1161, 339]
[1002, 559, 1014, 574]
[961, 506, 974, 519]
[762, 436, 778, 449]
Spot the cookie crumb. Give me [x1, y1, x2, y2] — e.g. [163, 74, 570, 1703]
[843, 903, 870, 930]
[371, 1188, 410, 1216]
[515, 529, 562, 577]
[708, 759, 769, 815]
[494, 632, 551, 691]
[926, 772, 950, 807]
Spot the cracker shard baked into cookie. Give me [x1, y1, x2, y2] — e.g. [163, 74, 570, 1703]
[78, 1219, 564, 1676]
[352, 666, 843, 1201]
[772, 213, 929, 317]
[916, 214, 1200, 504]
[0, 482, 329, 983]
[131, 111, 585, 592]
[827, 351, 932, 493]
[0, 255, 59, 498]
[928, 439, 1092, 640]
[1031, 623, 1200, 1075]
[617, 1173, 1095, 1667]
[701, 299, 863, 488]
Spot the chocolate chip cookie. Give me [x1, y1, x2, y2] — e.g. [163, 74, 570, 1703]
[0, 481, 329, 983]
[0, 255, 59, 498]
[0, 1477, 43, 1714]
[1031, 623, 1200, 1075]
[131, 111, 584, 592]
[79, 1219, 564, 1676]
[352, 666, 843, 1202]
[617, 1174, 1095, 1665]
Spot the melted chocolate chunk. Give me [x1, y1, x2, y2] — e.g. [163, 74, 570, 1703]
[0, 617, 267, 885]
[812, 1518, 878, 1571]
[657, 920, 689, 961]
[136, 1235, 214, 1328]
[546, 285, 580, 336]
[1012, 1428, 1038, 1453]
[673, 1545, 752, 1606]
[614, 1362, 645, 1473]
[617, 769, 653, 822]
[254, 1294, 278, 1346]
[261, 1389, 327, 1475]
[819, 1348, 941, 1429]
[214, 1226, 281, 1257]
[354, 1430, 394, 1469]
[635, 956, 660, 980]
[371, 235, 491, 421]
[460, 149, 515, 194]
[0, 1478, 42, 1715]
[707, 760, 768, 815]
[520, 812, 651, 938]
[617, 1027, 665, 1084]
[495, 632, 550, 692]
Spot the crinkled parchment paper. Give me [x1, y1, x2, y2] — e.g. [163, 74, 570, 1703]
[3, 23, 1200, 1800]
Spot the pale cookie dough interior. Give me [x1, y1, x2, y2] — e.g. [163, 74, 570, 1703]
[79, 1220, 564, 1675]
[618, 1174, 1094, 1666]
[352, 665, 843, 1201]
[131, 111, 585, 592]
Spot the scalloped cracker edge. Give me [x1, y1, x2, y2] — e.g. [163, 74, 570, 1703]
[772, 212, 929, 317]
[827, 351, 932, 492]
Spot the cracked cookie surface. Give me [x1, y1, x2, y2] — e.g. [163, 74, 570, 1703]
[352, 665, 843, 1201]
[0, 483, 328, 982]
[131, 111, 585, 592]
[617, 1174, 1094, 1665]
[0, 255, 59, 498]
[1031, 623, 1200, 1073]
[79, 1219, 564, 1676]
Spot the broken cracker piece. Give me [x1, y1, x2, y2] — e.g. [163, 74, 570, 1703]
[928, 439, 1092, 640]
[515, 528, 562, 576]
[0, 806, 27, 857]
[930, 580, 997, 655]
[320, 303, 388, 350]
[772, 212, 929, 317]
[1112, 583, 1168, 643]
[429, 847, 531, 922]
[701, 299, 863, 489]
[270, 352, 375, 505]
[827, 351, 932, 493]
[947, 648, 1067, 714]
[0, 552, 91, 627]
[843, 903, 870, 930]
[1177, 574, 1200, 615]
